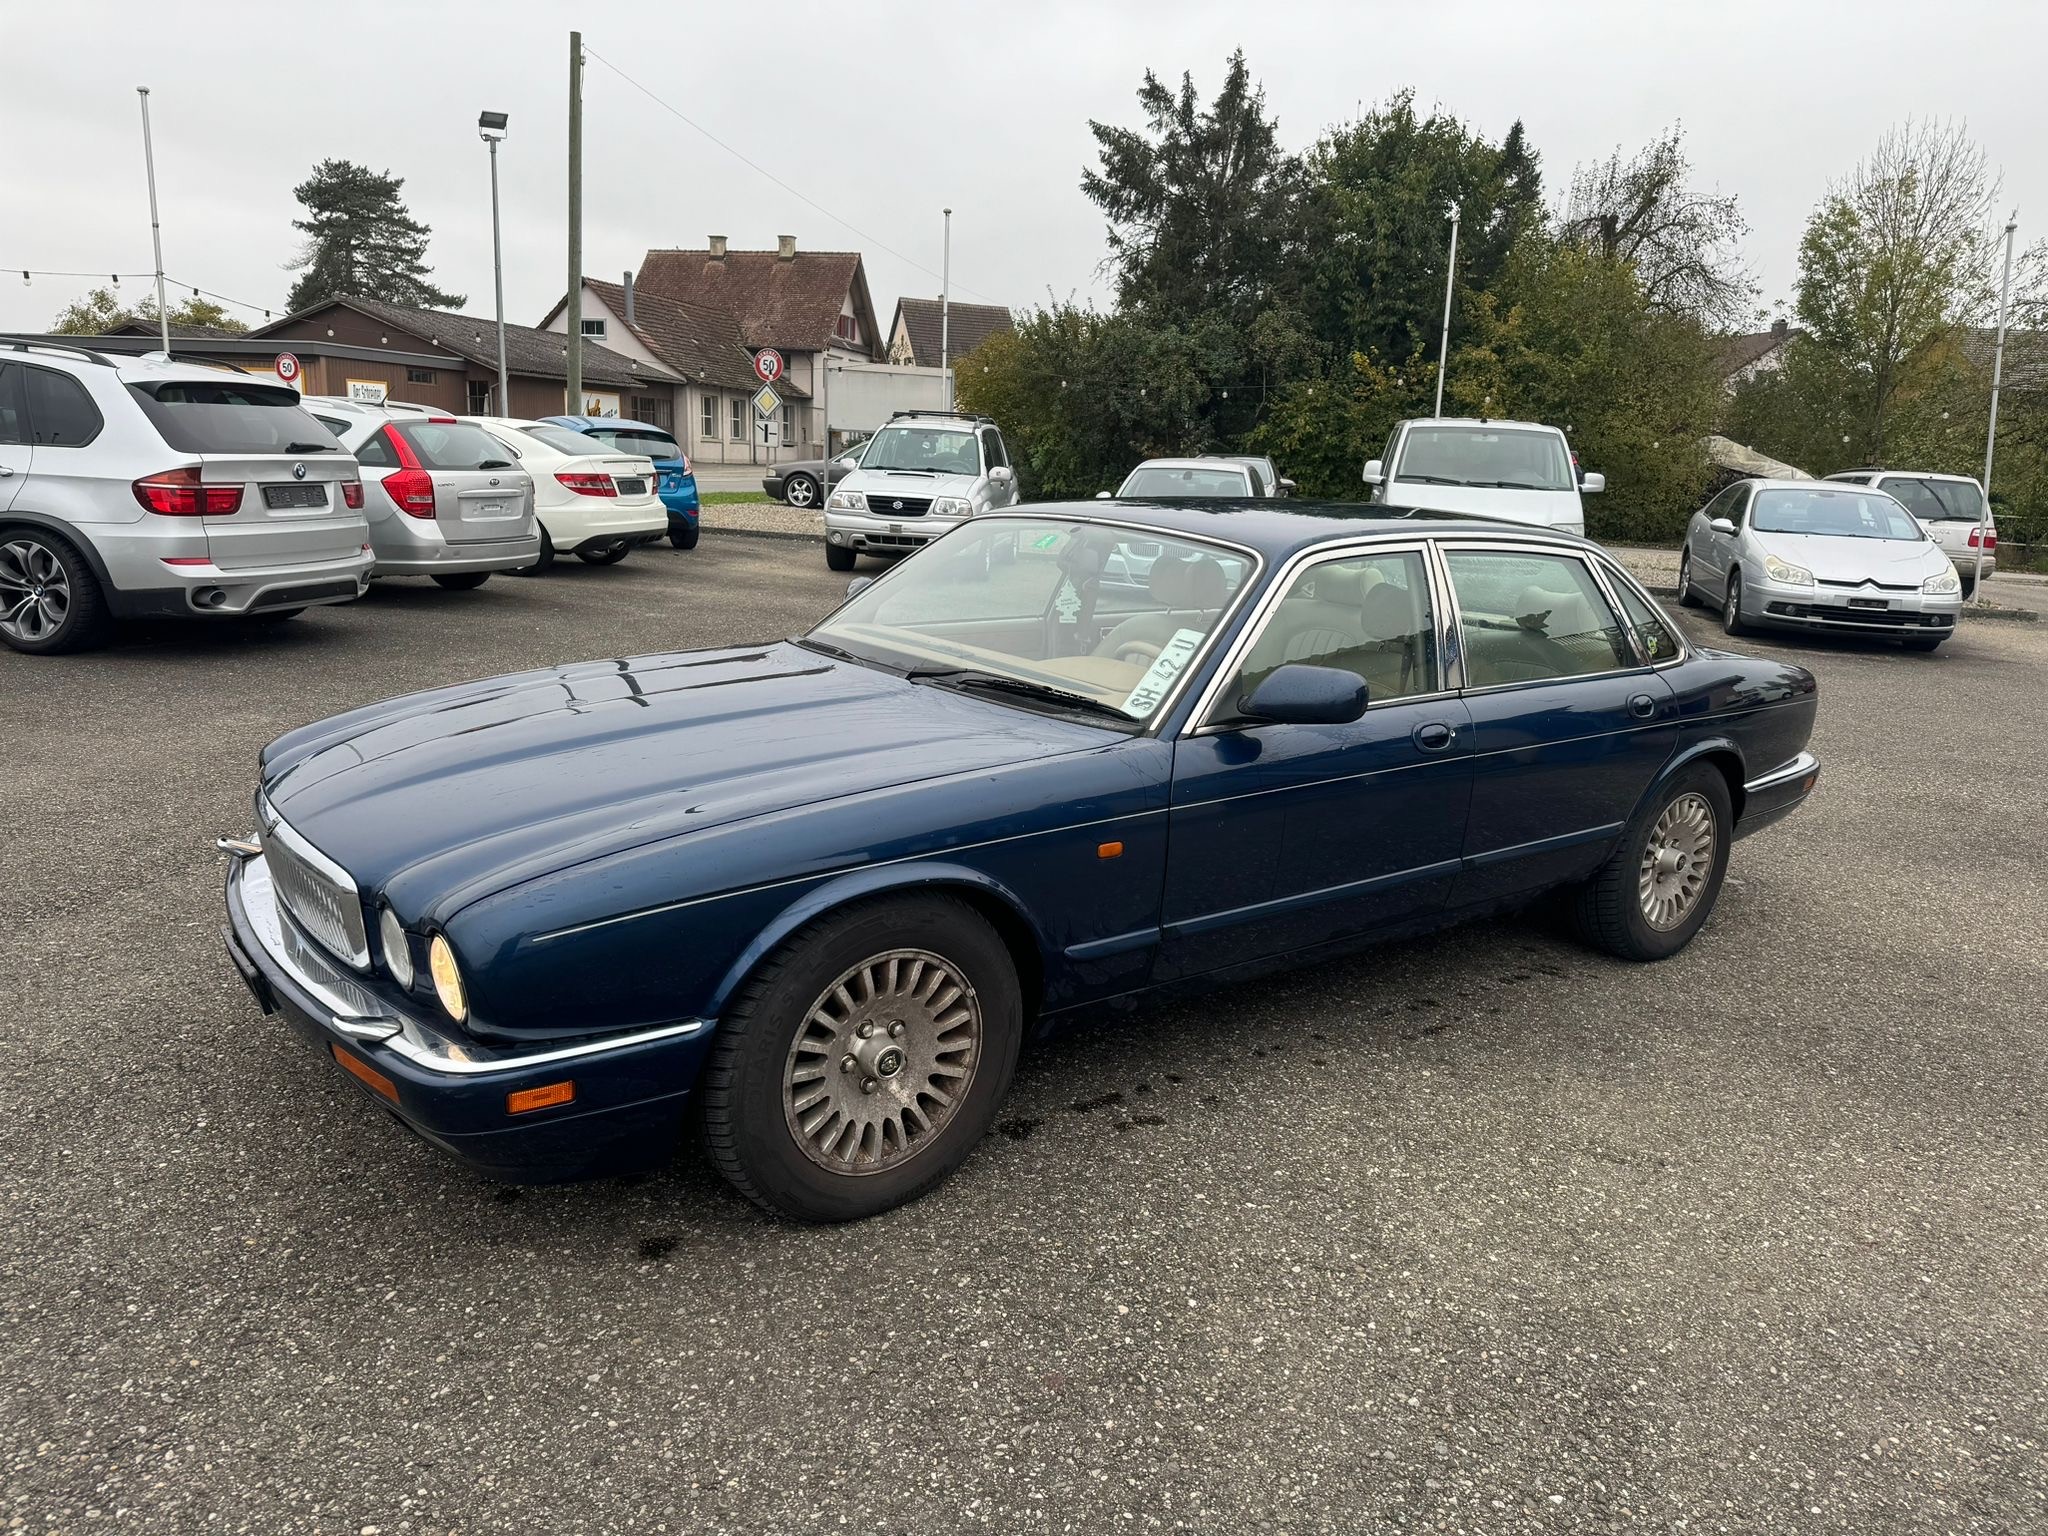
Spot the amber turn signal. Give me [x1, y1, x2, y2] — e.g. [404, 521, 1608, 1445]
[507, 1080, 575, 1115]
[331, 1043, 399, 1104]
[1097, 841, 1124, 859]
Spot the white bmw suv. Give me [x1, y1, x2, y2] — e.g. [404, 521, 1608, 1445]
[0, 342, 373, 655]
[822, 410, 1019, 571]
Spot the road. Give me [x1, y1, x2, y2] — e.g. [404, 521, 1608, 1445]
[4, 537, 2044, 1534]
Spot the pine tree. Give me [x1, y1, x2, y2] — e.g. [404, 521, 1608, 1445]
[284, 160, 464, 314]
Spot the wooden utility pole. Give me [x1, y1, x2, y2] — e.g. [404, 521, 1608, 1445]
[566, 31, 583, 413]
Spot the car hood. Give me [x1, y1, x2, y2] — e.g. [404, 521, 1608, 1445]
[258, 642, 1108, 916]
[1751, 531, 1948, 582]
[843, 468, 980, 499]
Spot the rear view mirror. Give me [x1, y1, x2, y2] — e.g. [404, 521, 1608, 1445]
[1361, 460, 1384, 485]
[1240, 664, 1369, 726]
[1580, 471, 1606, 494]
[1709, 517, 1736, 535]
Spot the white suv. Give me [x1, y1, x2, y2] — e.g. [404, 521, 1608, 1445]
[1364, 417, 1602, 534]
[0, 342, 373, 654]
[822, 410, 1020, 571]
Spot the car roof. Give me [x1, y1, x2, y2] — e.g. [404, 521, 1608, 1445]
[1402, 416, 1562, 434]
[1128, 457, 1254, 474]
[984, 498, 1601, 562]
[1834, 468, 1981, 483]
[1739, 478, 1876, 492]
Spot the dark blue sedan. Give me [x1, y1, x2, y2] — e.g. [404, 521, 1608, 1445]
[221, 502, 1819, 1221]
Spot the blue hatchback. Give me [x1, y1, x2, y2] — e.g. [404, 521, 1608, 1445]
[541, 416, 699, 549]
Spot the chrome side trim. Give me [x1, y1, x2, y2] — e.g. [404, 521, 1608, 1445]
[1744, 751, 1819, 794]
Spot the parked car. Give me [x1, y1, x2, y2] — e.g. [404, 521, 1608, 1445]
[0, 341, 372, 654]
[1204, 453, 1295, 496]
[463, 417, 666, 572]
[302, 398, 538, 589]
[220, 500, 1818, 1221]
[1824, 469, 1997, 594]
[541, 416, 699, 550]
[823, 409, 1020, 571]
[1364, 418, 1601, 534]
[1107, 458, 1258, 498]
[765, 438, 867, 508]
[1677, 478, 1963, 649]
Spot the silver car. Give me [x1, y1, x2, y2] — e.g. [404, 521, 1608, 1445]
[0, 342, 373, 654]
[822, 410, 1019, 571]
[303, 399, 539, 588]
[1677, 478, 1963, 651]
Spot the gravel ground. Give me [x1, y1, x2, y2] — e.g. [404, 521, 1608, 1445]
[4, 536, 2045, 1534]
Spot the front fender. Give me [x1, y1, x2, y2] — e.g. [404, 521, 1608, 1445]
[703, 861, 1051, 1022]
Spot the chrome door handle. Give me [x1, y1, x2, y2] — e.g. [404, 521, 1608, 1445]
[0, 466, 15, 476]
[1412, 721, 1456, 751]
[1627, 693, 1658, 720]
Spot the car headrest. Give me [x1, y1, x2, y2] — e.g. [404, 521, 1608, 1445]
[1149, 554, 1228, 610]
[1512, 584, 1596, 635]
[1314, 565, 1365, 605]
[1360, 580, 1419, 643]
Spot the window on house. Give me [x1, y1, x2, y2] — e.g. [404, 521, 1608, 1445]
[835, 313, 860, 344]
[783, 403, 802, 444]
[701, 394, 716, 440]
[580, 318, 607, 340]
[731, 397, 745, 441]
[466, 380, 492, 413]
[630, 395, 673, 432]
[406, 367, 436, 384]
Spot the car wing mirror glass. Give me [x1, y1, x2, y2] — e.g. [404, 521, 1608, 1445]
[1240, 664, 1369, 726]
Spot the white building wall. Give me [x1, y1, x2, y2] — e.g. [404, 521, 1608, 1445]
[824, 362, 951, 437]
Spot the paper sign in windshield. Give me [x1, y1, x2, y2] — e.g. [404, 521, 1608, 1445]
[1121, 628, 1206, 719]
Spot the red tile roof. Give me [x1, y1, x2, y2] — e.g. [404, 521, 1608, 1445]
[634, 247, 879, 358]
[889, 298, 1013, 367]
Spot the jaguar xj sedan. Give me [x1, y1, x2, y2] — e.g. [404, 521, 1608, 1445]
[221, 502, 1819, 1221]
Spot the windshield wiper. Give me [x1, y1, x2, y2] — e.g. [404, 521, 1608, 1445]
[1396, 473, 1466, 486]
[793, 636, 865, 664]
[285, 441, 337, 452]
[864, 465, 939, 475]
[905, 668, 1132, 721]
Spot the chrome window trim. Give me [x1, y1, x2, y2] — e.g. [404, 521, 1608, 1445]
[808, 510, 1266, 740]
[1180, 536, 1452, 736]
[1437, 540, 1658, 698]
[257, 793, 370, 970]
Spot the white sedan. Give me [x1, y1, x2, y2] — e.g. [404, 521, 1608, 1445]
[465, 418, 668, 572]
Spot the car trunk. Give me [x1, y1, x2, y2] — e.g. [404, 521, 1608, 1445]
[198, 454, 365, 570]
[393, 421, 532, 544]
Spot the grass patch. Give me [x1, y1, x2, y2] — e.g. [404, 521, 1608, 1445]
[699, 491, 780, 507]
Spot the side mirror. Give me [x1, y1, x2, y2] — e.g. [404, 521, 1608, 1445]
[1278, 478, 1298, 496]
[1580, 471, 1606, 494]
[988, 465, 1015, 485]
[835, 455, 859, 468]
[1240, 664, 1369, 726]
[1361, 459, 1384, 486]
[845, 575, 873, 597]
[1095, 490, 1114, 500]
[1709, 517, 1737, 536]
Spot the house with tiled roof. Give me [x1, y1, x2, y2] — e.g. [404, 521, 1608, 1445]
[886, 297, 1014, 368]
[1714, 320, 1802, 392]
[631, 236, 882, 458]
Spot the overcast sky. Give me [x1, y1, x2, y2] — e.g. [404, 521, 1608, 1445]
[3, 0, 2040, 339]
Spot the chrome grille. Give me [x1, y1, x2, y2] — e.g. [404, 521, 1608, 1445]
[260, 801, 369, 969]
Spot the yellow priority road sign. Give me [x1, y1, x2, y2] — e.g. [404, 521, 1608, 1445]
[752, 384, 781, 417]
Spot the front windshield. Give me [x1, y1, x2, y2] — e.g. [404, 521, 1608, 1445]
[1394, 426, 1573, 491]
[805, 517, 1255, 724]
[1882, 477, 1986, 522]
[1752, 489, 1925, 540]
[1118, 465, 1253, 498]
[858, 425, 981, 476]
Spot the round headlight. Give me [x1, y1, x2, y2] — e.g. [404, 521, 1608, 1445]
[428, 934, 467, 1023]
[378, 905, 414, 990]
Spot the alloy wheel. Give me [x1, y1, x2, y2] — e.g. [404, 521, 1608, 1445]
[0, 539, 72, 644]
[781, 948, 981, 1175]
[787, 475, 817, 508]
[1639, 791, 1717, 930]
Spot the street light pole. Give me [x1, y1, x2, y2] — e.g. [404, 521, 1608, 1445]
[941, 208, 952, 411]
[566, 31, 583, 415]
[1433, 206, 1461, 419]
[136, 87, 170, 354]
[479, 112, 510, 412]
[1977, 216, 2017, 604]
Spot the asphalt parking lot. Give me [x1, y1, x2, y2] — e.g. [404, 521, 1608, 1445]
[4, 537, 2045, 1534]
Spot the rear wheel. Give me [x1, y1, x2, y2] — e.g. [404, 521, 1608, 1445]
[578, 542, 631, 566]
[1721, 571, 1751, 636]
[669, 519, 700, 551]
[515, 528, 557, 576]
[1570, 764, 1733, 962]
[1676, 548, 1701, 607]
[0, 529, 111, 655]
[432, 572, 491, 590]
[785, 474, 819, 508]
[700, 894, 1023, 1222]
[825, 542, 857, 572]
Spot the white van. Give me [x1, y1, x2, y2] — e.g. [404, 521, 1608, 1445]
[1363, 418, 1602, 535]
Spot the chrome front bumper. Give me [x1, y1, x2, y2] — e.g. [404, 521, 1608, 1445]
[824, 509, 968, 554]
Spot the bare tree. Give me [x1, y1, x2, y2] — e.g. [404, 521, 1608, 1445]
[1561, 126, 1754, 328]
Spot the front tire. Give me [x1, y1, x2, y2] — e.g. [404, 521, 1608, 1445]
[578, 542, 631, 566]
[432, 572, 491, 590]
[785, 474, 819, 508]
[1571, 765, 1733, 962]
[1721, 570, 1751, 636]
[825, 542, 857, 572]
[700, 894, 1023, 1222]
[1676, 548, 1701, 607]
[0, 529, 111, 655]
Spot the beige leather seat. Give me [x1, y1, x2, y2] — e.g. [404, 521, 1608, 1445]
[1094, 555, 1229, 662]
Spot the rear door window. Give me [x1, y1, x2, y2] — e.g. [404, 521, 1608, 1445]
[0, 363, 25, 445]
[127, 380, 334, 454]
[26, 368, 105, 447]
[1444, 550, 1635, 688]
[392, 421, 517, 470]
